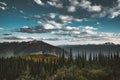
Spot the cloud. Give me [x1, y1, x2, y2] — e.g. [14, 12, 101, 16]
[0, 2, 7, 6]
[80, 26, 97, 35]
[38, 20, 62, 29]
[109, 0, 120, 18]
[34, 0, 45, 6]
[47, 1, 63, 8]
[19, 10, 25, 14]
[19, 24, 61, 33]
[3, 36, 28, 40]
[49, 13, 56, 19]
[96, 22, 100, 25]
[3, 33, 12, 36]
[43, 37, 62, 41]
[0, 6, 6, 10]
[48, 30, 120, 45]
[70, 0, 79, 6]
[57, 15, 83, 24]
[89, 5, 102, 12]
[0, 2, 7, 10]
[24, 13, 84, 31]
[65, 26, 79, 31]
[79, 0, 102, 12]
[16, 24, 120, 45]
[0, 27, 4, 30]
[58, 15, 73, 23]
[20, 26, 45, 33]
[48, 26, 120, 43]
[32, 0, 102, 13]
[47, 21, 62, 28]
[93, 0, 120, 19]
[110, 11, 120, 19]
[67, 6, 76, 12]
[47, 26, 98, 37]
[108, 0, 120, 19]
[43, 24, 55, 30]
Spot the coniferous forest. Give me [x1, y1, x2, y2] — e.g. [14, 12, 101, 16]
[0, 48, 120, 80]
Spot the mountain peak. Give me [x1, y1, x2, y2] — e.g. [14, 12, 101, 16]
[0, 41, 64, 57]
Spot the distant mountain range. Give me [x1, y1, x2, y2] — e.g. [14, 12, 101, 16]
[59, 42, 120, 57]
[0, 41, 120, 58]
[0, 40, 65, 57]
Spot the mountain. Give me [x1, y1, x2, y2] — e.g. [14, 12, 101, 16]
[0, 40, 65, 57]
[59, 43, 120, 57]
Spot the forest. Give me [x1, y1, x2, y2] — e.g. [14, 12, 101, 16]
[0, 48, 120, 80]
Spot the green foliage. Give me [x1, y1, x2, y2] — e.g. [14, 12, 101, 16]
[0, 49, 120, 80]
[53, 66, 87, 80]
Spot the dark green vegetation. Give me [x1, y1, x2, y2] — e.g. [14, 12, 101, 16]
[0, 49, 120, 80]
[0, 40, 65, 57]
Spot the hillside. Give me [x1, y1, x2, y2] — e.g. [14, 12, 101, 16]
[0, 40, 65, 57]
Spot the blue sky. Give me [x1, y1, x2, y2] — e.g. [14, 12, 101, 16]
[0, 0, 120, 45]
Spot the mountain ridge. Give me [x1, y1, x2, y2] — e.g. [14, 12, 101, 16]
[0, 40, 65, 57]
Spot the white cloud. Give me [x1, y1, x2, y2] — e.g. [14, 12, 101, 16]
[16, 36, 27, 39]
[43, 24, 55, 29]
[89, 5, 102, 12]
[38, 20, 62, 30]
[82, 26, 97, 31]
[58, 15, 83, 24]
[0, 2, 7, 10]
[34, 0, 44, 6]
[67, 0, 101, 12]
[47, 21, 62, 29]
[47, 1, 63, 8]
[96, 0, 120, 19]
[37, 21, 42, 25]
[47, 1, 56, 6]
[97, 22, 100, 25]
[65, 26, 74, 31]
[79, 0, 102, 12]
[78, 26, 98, 35]
[22, 26, 29, 28]
[56, 3, 63, 8]
[65, 26, 79, 31]
[0, 6, 6, 10]
[59, 15, 72, 21]
[110, 11, 120, 19]
[0, 2, 7, 6]
[79, 0, 91, 9]
[67, 6, 76, 12]
[3, 36, 28, 40]
[107, 0, 120, 19]
[34, 15, 41, 18]
[49, 13, 56, 19]
[18, 25, 120, 45]
[72, 31, 80, 35]
[0, 27, 4, 30]
[19, 10, 25, 14]
[71, 0, 79, 6]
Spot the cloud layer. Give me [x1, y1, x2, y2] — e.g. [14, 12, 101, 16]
[0, 2, 7, 10]
[17, 25, 120, 45]
[32, 0, 120, 18]
[1, 0, 120, 45]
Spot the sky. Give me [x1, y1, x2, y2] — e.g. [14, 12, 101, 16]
[0, 0, 120, 45]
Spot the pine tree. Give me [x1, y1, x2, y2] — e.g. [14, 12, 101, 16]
[69, 48, 73, 65]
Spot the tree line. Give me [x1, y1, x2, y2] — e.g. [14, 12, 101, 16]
[0, 48, 120, 80]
